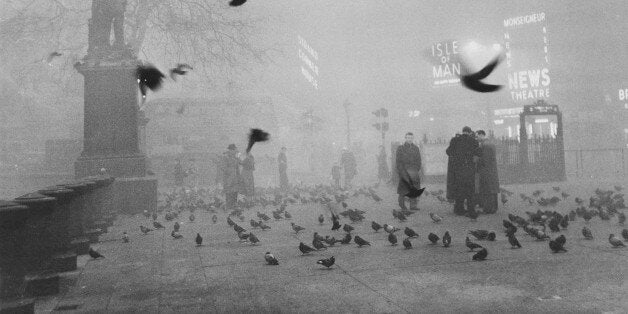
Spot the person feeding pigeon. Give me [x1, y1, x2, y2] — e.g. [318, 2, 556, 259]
[446, 126, 481, 216]
[395, 132, 423, 211]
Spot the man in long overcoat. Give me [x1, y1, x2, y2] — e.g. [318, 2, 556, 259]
[278, 147, 289, 191]
[222, 144, 241, 210]
[476, 130, 499, 213]
[396, 132, 422, 211]
[446, 126, 480, 216]
[239, 152, 255, 204]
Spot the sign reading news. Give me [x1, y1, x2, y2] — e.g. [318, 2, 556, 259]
[503, 12, 550, 102]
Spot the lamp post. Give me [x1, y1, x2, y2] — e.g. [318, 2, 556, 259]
[372, 108, 389, 151]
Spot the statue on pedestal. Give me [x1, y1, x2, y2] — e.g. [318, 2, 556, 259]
[87, 0, 133, 61]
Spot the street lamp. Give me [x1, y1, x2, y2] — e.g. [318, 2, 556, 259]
[372, 107, 389, 153]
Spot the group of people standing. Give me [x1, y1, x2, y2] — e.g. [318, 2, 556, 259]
[331, 148, 358, 189]
[394, 127, 499, 216]
[221, 143, 256, 210]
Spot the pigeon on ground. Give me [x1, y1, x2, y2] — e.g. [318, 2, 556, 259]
[388, 233, 398, 246]
[265, 252, 279, 265]
[212, 215, 218, 224]
[313, 232, 325, 242]
[622, 229, 628, 241]
[371, 221, 382, 232]
[259, 221, 271, 230]
[343, 224, 354, 233]
[312, 238, 327, 250]
[249, 233, 260, 245]
[317, 256, 335, 268]
[383, 224, 400, 234]
[324, 236, 338, 246]
[299, 242, 316, 254]
[428, 232, 440, 244]
[318, 214, 324, 225]
[339, 233, 352, 244]
[555, 234, 566, 246]
[402, 238, 412, 249]
[549, 239, 566, 253]
[153, 221, 165, 229]
[174, 221, 181, 232]
[442, 231, 451, 247]
[507, 233, 521, 249]
[291, 223, 305, 234]
[171, 230, 183, 239]
[284, 211, 292, 219]
[246, 128, 270, 153]
[429, 212, 442, 223]
[404, 227, 419, 238]
[233, 224, 246, 233]
[354, 235, 371, 247]
[140, 225, 153, 234]
[272, 211, 282, 220]
[122, 232, 129, 243]
[582, 226, 593, 240]
[195, 233, 203, 246]
[609, 234, 626, 248]
[472, 248, 488, 261]
[88, 248, 104, 259]
[465, 237, 483, 252]
[169, 63, 193, 81]
[250, 219, 260, 228]
[331, 219, 341, 231]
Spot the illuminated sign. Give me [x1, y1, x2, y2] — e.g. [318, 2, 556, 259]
[298, 35, 319, 90]
[430, 40, 461, 87]
[494, 107, 523, 116]
[408, 110, 421, 117]
[503, 12, 550, 102]
[494, 119, 504, 125]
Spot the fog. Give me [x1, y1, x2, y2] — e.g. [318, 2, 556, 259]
[0, 0, 626, 197]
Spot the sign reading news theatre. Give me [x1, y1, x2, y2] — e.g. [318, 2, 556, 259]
[503, 12, 550, 102]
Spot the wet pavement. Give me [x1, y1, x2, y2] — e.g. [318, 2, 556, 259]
[34, 180, 628, 313]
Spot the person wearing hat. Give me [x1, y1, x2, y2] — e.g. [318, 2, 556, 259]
[222, 144, 241, 210]
[446, 126, 481, 216]
[395, 132, 422, 211]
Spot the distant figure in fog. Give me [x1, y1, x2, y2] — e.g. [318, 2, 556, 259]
[331, 163, 342, 189]
[446, 126, 481, 216]
[475, 130, 499, 214]
[395, 132, 422, 211]
[340, 148, 357, 189]
[377, 145, 389, 184]
[174, 159, 186, 186]
[222, 144, 241, 210]
[278, 147, 289, 191]
[239, 152, 255, 204]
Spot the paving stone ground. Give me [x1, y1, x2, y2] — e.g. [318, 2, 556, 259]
[33, 180, 628, 313]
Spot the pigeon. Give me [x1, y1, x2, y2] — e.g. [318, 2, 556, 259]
[429, 212, 442, 223]
[549, 239, 566, 253]
[317, 256, 335, 268]
[609, 234, 626, 247]
[486, 232, 496, 241]
[318, 214, 324, 225]
[169, 63, 193, 81]
[582, 226, 593, 240]
[195, 233, 203, 246]
[428, 232, 439, 244]
[189, 213, 195, 222]
[229, 0, 247, 7]
[259, 221, 271, 230]
[171, 230, 183, 239]
[250, 219, 260, 228]
[388, 232, 398, 246]
[291, 223, 305, 234]
[402, 237, 412, 249]
[460, 54, 503, 93]
[173, 221, 181, 232]
[272, 211, 282, 220]
[507, 233, 521, 249]
[313, 232, 325, 242]
[323, 236, 338, 246]
[88, 247, 104, 259]
[299, 242, 316, 254]
[619, 212, 626, 225]
[465, 237, 483, 251]
[404, 227, 419, 238]
[249, 233, 260, 245]
[339, 233, 352, 244]
[136, 64, 165, 99]
[383, 224, 400, 234]
[45, 51, 63, 63]
[331, 219, 341, 231]
[559, 216, 569, 229]
[246, 128, 270, 153]
[343, 224, 354, 233]
[555, 234, 566, 246]
[312, 238, 327, 250]
[469, 229, 490, 240]
[442, 231, 451, 247]
[233, 224, 246, 233]
[122, 232, 129, 243]
[212, 215, 218, 224]
[140, 225, 153, 234]
[622, 229, 628, 241]
[371, 221, 382, 232]
[258, 212, 271, 221]
[472, 248, 488, 261]
[265, 252, 279, 265]
[284, 211, 292, 219]
[237, 231, 250, 242]
[354, 235, 371, 247]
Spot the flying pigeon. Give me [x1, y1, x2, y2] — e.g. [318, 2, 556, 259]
[169, 63, 193, 81]
[246, 129, 270, 153]
[460, 54, 503, 93]
[265, 252, 279, 265]
[229, 0, 247, 6]
[136, 64, 165, 100]
[317, 256, 335, 268]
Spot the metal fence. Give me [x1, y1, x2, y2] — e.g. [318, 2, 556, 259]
[565, 148, 627, 179]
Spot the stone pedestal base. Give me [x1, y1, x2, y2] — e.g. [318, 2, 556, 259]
[115, 177, 158, 215]
[86, 228, 102, 243]
[75, 155, 147, 179]
[51, 252, 77, 273]
[25, 273, 59, 297]
[0, 298, 34, 314]
[71, 237, 90, 255]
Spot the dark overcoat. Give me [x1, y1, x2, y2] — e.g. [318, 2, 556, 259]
[477, 140, 499, 194]
[222, 151, 241, 193]
[240, 154, 255, 197]
[396, 142, 422, 195]
[446, 134, 480, 199]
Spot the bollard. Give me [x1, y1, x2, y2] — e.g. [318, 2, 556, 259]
[37, 186, 78, 273]
[0, 200, 30, 302]
[12, 192, 61, 297]
[56, 181, 91, 255]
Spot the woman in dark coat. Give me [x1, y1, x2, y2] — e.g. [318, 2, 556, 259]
[446, 127, 480, 215]
[476, 130, 499, 213]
